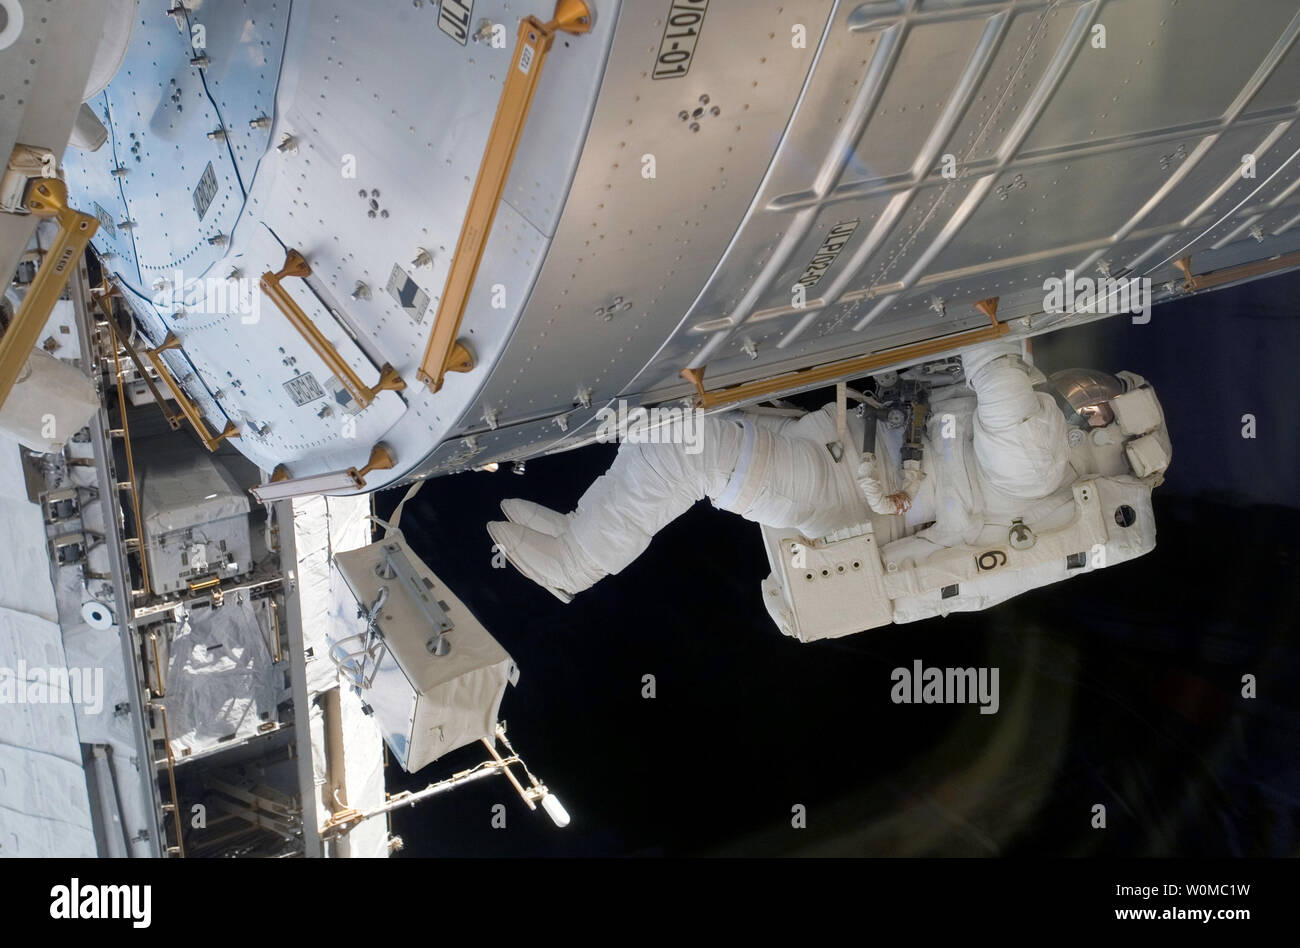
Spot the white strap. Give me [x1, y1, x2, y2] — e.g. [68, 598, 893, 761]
[825, 381, 847, 462]
[385, 480, 424, 537]
[715, 419, 775, 516]
[836, 382, 847, 446]
[715, 421, 756, 511]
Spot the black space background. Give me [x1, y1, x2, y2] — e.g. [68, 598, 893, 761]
[376, 273, 1300, 857]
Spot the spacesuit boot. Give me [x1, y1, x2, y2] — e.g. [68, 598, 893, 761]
[486, 521, 607, 603]
[487, 416, 745, 600]
[500, 498, 573, 537]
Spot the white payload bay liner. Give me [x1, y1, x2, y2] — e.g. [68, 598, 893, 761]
[290, 494, 389, 858]
[761, 375, 1170, 642]
[0, 433, 97, 857]
[332, 533, 515, 774]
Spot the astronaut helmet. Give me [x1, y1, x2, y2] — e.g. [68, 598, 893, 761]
[1039, 368, 1126, 428]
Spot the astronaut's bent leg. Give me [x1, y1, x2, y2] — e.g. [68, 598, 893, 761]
[488, 416, 743, 601]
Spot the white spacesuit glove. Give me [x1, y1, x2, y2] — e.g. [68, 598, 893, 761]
[898, 458, 926, 508]
[856, 454, 925, 516]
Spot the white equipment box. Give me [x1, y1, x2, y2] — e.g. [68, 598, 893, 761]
[137, 442, 252, 595]
[760, 527, 894, 643]
[332, 534, 515, 772]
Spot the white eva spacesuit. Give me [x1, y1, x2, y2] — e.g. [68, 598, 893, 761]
[487, 340, 1171, 627]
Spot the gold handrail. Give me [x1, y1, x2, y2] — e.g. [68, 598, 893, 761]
[148, 702, 187, 857]
[1175, 250, 1300, 292]
[0, 177, 99, 409]
[417, 0, 593, 393]
[144, 332, 239, 452]
[186, 575, 222, 594]
[260, 249, 405, 409]
[98, 286, 183, 431]
[681, 298, 1008, 409]
[106, 321, 153, 599]
[187, 573, 224, 607]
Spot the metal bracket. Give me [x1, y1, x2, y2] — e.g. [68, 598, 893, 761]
[348, 443, 397, 489]
[328, 585, 391, 691]
[320, 722, 569, 838]
[329, 632, 388, 691]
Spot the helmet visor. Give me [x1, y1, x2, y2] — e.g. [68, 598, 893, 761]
[1040, 368, 1125, 427]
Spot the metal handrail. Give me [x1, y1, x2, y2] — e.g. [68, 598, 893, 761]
[102, 291, 182, 431]
[148, 702, 187, 857]
[416, 0, 593, 393]
[1175, 250, 1300, 292]
[144, 332, 239, 452]
[0, 177, 98, 409]
[259, 249, 405, 409]
[681, 298, 1008, 409]
[106, 321, 153, 599]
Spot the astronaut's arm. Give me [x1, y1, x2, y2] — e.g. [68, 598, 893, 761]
[855, 404, 926, 516]
[856, 454, 908, 515]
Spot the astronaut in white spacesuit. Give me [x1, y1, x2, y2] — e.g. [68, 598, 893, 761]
[486, 339, 1158, 603]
